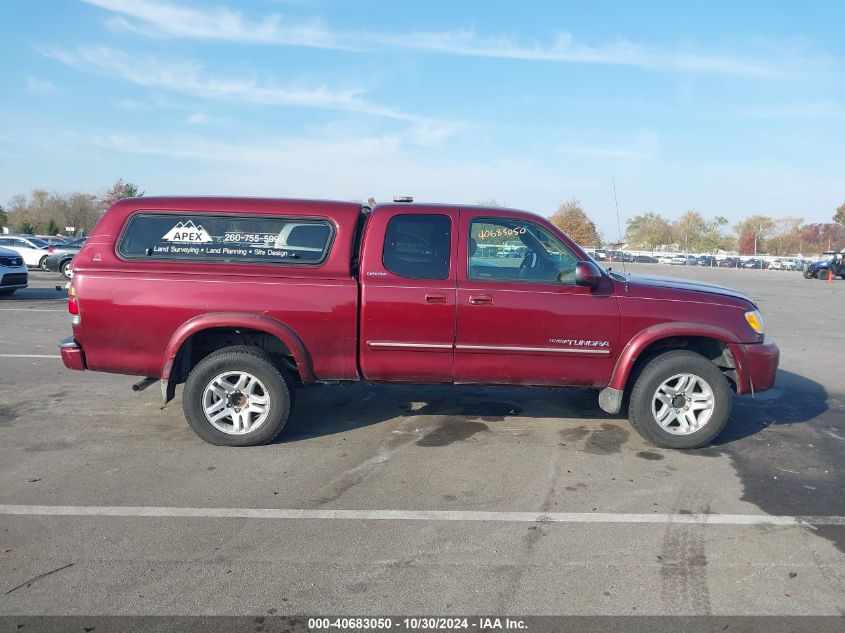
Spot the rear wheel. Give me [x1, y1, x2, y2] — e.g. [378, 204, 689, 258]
[628, 350, 731, 449]
[817, 269, 830, 280]
[182, 345, 293, 446]
[803, 268, 815, 279]
[39, 255, 48, 270]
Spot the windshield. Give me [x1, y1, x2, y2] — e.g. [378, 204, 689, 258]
[29, 238, 49, 248]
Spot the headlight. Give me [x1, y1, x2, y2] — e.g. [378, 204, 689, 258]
[744, 310, 765, 335]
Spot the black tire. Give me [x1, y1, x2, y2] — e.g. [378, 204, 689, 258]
[60, 259, 73, 278]
[182, 345, 293, 446]
[803, 268, 814, 279]
[39, 255, 48, 270]
[817, 270, 830, 280]
[628, 350, 732, 449]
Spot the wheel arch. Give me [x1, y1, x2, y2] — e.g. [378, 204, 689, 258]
[161, 313, 314, 403]
[599, 323, 745, 414]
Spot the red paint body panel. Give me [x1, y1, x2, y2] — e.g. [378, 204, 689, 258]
[731, 338, 780, 394]
[454, 208, 620, 387]
[61, 196, 779, 402]
[60, 344, 86, 371]
[358, 206, 459, 383]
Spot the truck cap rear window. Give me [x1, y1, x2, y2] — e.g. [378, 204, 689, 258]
[117, 212, 333, 265]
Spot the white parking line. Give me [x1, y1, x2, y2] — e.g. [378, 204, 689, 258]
[0, 354, 61, 359]
[1, 504, 843, 526]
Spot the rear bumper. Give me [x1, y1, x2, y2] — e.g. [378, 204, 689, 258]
[59, 336, 87, 371]
[732, 338, 779, 395]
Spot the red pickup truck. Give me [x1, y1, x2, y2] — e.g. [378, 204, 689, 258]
[59, 197, 779, 449]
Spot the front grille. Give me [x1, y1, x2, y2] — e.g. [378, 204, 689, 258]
[0, 257, 23, 267]
[0, 273, 27, 287]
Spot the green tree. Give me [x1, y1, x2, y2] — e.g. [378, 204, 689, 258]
[835, 202, 845, 225]
[100, 178, 144, 211]
[674, 210, 705, 252]
[690, 216, 730, 254]
[46, 219, 60, 235]
[18, 220, 35, 234]
[549, 199, 602, 247]
[626, 212, 673, 250]
[0, 204, 7, 228]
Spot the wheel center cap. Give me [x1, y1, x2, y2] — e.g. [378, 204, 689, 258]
[672, 394, 687, 409]
[229, 392, 248, 408]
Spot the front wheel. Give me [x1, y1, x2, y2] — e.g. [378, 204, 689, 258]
[183, 345, 293, 446]
[628, 350, 731, 449]
[803, 268, 814, 279]
[60, 260, 73, 279]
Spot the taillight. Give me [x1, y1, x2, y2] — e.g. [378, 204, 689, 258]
[48, 246, 54, 255]
[68, 285, 80, 324]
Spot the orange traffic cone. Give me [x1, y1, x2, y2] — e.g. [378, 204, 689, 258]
[829, 268, 834, 283]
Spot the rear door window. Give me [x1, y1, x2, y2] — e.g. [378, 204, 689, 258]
[118, 213, 333, 265]
[382, 214, 451, 280]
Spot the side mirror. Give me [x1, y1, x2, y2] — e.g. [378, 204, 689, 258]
[575, 260, 603, 289]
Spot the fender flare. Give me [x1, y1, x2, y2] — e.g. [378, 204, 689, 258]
[161, 312, 315, 386]
[598, 322, 745, 413]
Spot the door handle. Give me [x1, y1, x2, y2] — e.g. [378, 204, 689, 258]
[425, 293, 448, 304]
[468, 294, 493, 305]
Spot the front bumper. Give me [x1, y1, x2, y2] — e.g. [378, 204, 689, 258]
[732, 337, 779, 395]
[0, 271, 28, 290]
[59, 336, 86, 371]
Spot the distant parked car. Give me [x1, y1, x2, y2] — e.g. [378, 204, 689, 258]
[770, 259, 796, 271]
[742, 259, 768, 269]
[656, 255, 675, 264]
[718, 257, 740, 268]
[633, 255, 657, 263]
[35, 236, 72, 246]
[44, 242, 85, 278]
[0, 246, 27, 296]
[698, 255, 718, 267]
[671, 255, 698, 266]
[0, 235, 50, 269]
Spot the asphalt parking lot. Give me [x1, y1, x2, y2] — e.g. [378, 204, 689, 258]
[0, 266, 843, 617]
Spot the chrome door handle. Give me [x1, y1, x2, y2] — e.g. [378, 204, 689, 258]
[425, 294, 448, 304]
[468, 295, 493, 305]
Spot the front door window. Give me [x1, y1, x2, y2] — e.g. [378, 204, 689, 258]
[469, 218, 579, 284]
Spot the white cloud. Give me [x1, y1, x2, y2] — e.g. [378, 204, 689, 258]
[67, 129, 594, 212]
[557, 130, 660, 161]
[26, 76, 58, 94]
[185, 112, 228, 125]
[83, 0, 348, 48]
[734, 101, 845, 119]
[40, 45, 429, 121]
[79, 0, 819, 77]
[373, 30, 787, 77]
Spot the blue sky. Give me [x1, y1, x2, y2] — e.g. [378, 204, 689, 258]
[1, 0, 843, 236]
